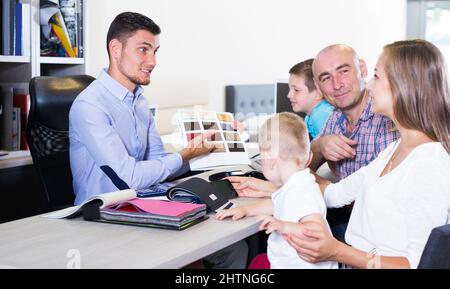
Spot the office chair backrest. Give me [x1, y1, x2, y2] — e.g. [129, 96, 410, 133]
[418, 224, 450, 269]
[225, 84, 275, 121]
[27, 75, 95, 210]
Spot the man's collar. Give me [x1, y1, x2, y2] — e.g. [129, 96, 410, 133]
[336, 90, 374, 128]
[98, 69, 144, 101]
[359, 93, 374, 122]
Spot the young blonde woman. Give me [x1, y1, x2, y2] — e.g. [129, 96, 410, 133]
[284, 39, 450, 269]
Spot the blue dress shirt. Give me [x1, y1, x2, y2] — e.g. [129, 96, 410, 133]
[305, 99, 334, 139]
[69, 69, 187, 205]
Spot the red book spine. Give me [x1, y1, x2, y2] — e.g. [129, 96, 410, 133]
[13, 91, 30, 150]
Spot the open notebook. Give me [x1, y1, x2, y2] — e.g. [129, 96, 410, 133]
[43, 189, 137, 219]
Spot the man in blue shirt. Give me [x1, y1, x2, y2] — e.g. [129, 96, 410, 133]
[287, 59, 334, 139]
[70, 14, 212, 205]
[69, 12, 248, 268]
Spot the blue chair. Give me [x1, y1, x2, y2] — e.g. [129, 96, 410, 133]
[418, 224, 450, 269]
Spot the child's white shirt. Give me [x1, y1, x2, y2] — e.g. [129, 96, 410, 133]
[268, 169, 338, 269]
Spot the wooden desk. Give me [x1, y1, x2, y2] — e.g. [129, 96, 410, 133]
[0, 151, 33, 170]
[0, 151, 47, 223]
[0, 166, 261, 269]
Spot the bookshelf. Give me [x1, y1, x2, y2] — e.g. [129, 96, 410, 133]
[1, 0, 86, 80]
[1, 0, 86, 162]
[1, 0, 87, 223]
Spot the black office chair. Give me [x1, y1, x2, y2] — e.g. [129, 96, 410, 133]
[417, 224, 450, 269]
[26, 75, 95, 211]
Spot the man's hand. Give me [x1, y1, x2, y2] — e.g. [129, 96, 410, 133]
[231, 120, 245, 134]
[180, 130, 215, 162]
[316, 135, 357, 162]
[225, 176, 278, 198]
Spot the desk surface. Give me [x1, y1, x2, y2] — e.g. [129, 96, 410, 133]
[0, 166, 261, 269]
[0, 145, 335, 268]
[0, 151, 32, 170]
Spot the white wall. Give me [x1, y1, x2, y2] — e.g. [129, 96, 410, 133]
[85, 0, 407, 111]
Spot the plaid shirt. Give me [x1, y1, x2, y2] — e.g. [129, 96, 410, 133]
[317, 96, 399, 180]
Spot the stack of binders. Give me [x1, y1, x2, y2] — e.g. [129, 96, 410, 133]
[83, 198, 208, 231]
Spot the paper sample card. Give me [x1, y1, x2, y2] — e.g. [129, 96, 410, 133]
[177, 110, 250, 170]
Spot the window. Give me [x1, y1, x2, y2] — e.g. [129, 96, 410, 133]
[408, 0, 450, 66]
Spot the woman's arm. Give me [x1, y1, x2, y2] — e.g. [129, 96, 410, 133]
[319, 162, 372, 208]
[285, 220, 410, 269]
[309, 143, 326, 172]
[310, 171, 331, 195]
[335, 243, 410, 269]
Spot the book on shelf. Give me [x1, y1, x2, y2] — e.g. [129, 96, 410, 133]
[1, 0, 29, 56]
[21, 1, 29, 57]
[75, 0, 83, 57]
[43, 189, 208, 230]
[11, 106, 20, 151]
[13, 0, 22, 56]
[0, 87, 13, 150]
[0, 2, 2, 54]
[1, 0, 12, 55]
[0, 86, 2, 139]
[12, 88, 29, 150]
[59, 0, 78, 55]
[0, 85, 29, 151]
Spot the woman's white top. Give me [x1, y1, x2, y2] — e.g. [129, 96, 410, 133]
[269, 169, 338, 269]
[324, 141, 450, 268]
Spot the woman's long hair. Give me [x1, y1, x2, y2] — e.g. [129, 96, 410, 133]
[383, 39, 450, 154]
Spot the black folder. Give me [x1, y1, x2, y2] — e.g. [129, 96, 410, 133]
[166, 177, 234, 212]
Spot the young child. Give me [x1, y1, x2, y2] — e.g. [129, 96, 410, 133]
[216, 112, 338, 269]
[287, 59, 334, 139]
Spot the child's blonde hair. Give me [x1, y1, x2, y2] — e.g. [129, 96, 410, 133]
[258, 112, 310, 165]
